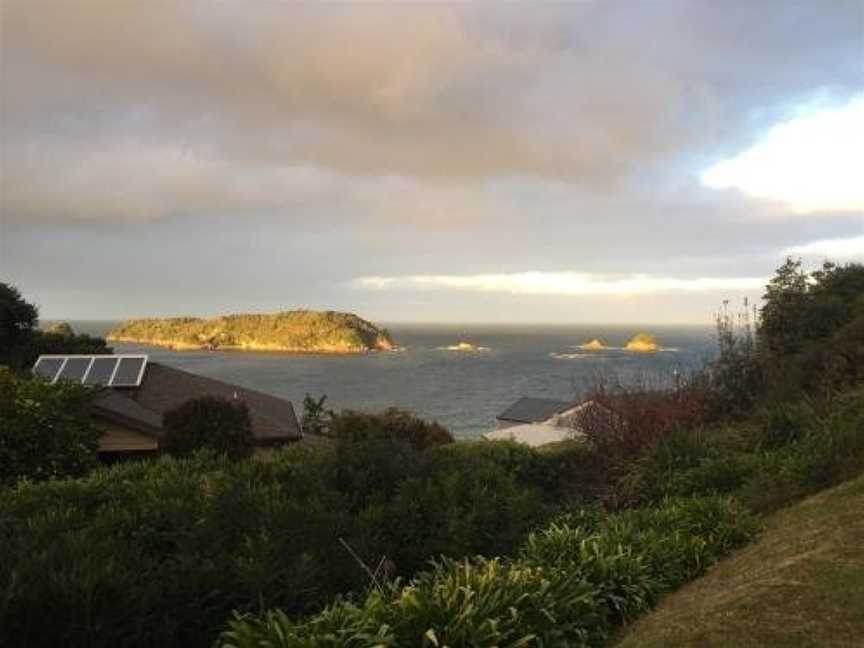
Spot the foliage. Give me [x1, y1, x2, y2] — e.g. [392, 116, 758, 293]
[0, 437, 556, 648]
[25, 329, 113, 365]
[108, 310, 395, 352]
[301, 393, 332, 436]
[216, 496, 757, 648]
[0, 282, 39, 368]
[0, 451, 363, 648]
[613, 388, 864, 512]
[162, 396, 255, 460]
[377, 445, 551, 575]
[703, 298, 762, 417]
[0, 367, 100, 485]
[702, 259, 864, 415]
[573, 376, 708, 490]
[330, 407, 453, 451]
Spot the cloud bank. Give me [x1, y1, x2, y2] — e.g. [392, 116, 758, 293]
[3, 0, 863, 223]
[355, 272, 765, 297]
[1, 1, 862, 321]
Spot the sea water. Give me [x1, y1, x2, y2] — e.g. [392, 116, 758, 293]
[70, 322, 717, 437]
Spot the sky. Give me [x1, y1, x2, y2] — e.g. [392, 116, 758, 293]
[1, 0, 862, 324]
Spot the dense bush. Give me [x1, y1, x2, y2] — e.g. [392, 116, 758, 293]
[613, 388, 864, 512]
[0, 451, 362, 648]
[704, 259, 864, 415]
[162, 396, 255, 460]
[377, 444, 551, 575]
[330, 407, 453, 450]
[574, 371, 709, 470]
[0, 282, 39, 368]
[0, 368, 100, 485]
[217, 496, 758, 647]
[26, 329, 112, 364]
[0, 438, 561, 648]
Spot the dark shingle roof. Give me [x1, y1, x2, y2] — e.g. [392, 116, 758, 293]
[92, 362, 301, 443]
[92, 390, 163, 438]
[496, 397, 576, 424]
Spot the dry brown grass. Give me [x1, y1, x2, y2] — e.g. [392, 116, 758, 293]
[615, 473, 864, 647]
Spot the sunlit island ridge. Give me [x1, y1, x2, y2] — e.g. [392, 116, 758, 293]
[441, 341, 490, 352]
[625, 333, 661, 352]
[580, 338, 608, 350]
[578, 335, 661, 352]
[108, 311, 395, 353]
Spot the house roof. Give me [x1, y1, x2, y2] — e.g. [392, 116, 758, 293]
[91, 361, 302, 443]
[93, 390, 164, 438]
[496, 397, 577, 424]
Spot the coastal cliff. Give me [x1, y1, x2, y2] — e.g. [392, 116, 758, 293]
[108, 311, 395, 353]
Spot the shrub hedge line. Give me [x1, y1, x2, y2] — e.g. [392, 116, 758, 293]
[217, 496, 758, 647]
[0, 440, 584, 648]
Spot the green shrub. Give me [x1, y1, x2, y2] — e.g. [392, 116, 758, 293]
[0, 367, 100, 485]
[162, 396, 255, 460]
[791, 390, 864, 490]
[379, 452, 550, 575]
[0, 451, 368, 647]
[330, 408, 453, 451]
[390, 557, 600, 646]
[220, 603, 394, 648]
[0, 282, 39, 369]
[754, 400, 817, 450]
[26, 329, 113, 364]
[520, 521, 654, 625]
[217, 496, 758, 648]
[521, 496, 758, 621]
[222, 557, 601, 648]
[0, 437, 566, 648]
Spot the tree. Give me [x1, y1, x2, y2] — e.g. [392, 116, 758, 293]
[758, 259, 864, 358]
[161, 396, 255, 460]
[301, 393, 333, 436]
[0, 367, 100, 484]
[0, 282, 39, 368]
[758, 257, 810, 357]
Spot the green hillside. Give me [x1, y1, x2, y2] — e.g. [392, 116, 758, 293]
[616, 471, 864, 647]
[108, 310, 395, 353]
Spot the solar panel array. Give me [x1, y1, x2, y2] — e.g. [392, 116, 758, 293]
[33, 355, 148, 388]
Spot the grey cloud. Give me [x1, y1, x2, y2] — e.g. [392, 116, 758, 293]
[2, 1, 862, 323]
[3, 1, 863, 224]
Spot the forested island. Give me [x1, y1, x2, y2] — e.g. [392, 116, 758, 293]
[108, 310, 395, 353]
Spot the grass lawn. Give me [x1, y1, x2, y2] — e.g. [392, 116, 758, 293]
[616, 472, 864, 647]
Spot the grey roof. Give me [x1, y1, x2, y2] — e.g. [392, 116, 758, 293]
[496, 397, 576, 424]
[93, 390, 163, 437]
[90, 361, 302, 444]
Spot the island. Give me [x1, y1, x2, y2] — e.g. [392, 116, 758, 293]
[625, 333, 660, 352]
[441, 341, 489, 352]
[580, 338, 607, 350]
[108, 310, 395, 353]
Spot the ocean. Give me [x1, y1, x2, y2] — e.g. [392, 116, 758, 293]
[71, 322, 717, 438]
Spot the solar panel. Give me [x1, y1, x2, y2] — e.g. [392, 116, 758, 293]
[33, 356, 65, 382]
[109, 356, 147, 387]
[56, 357, 93, 382]
[31, 354, 148, 387]
[83, 356, 120, 386]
